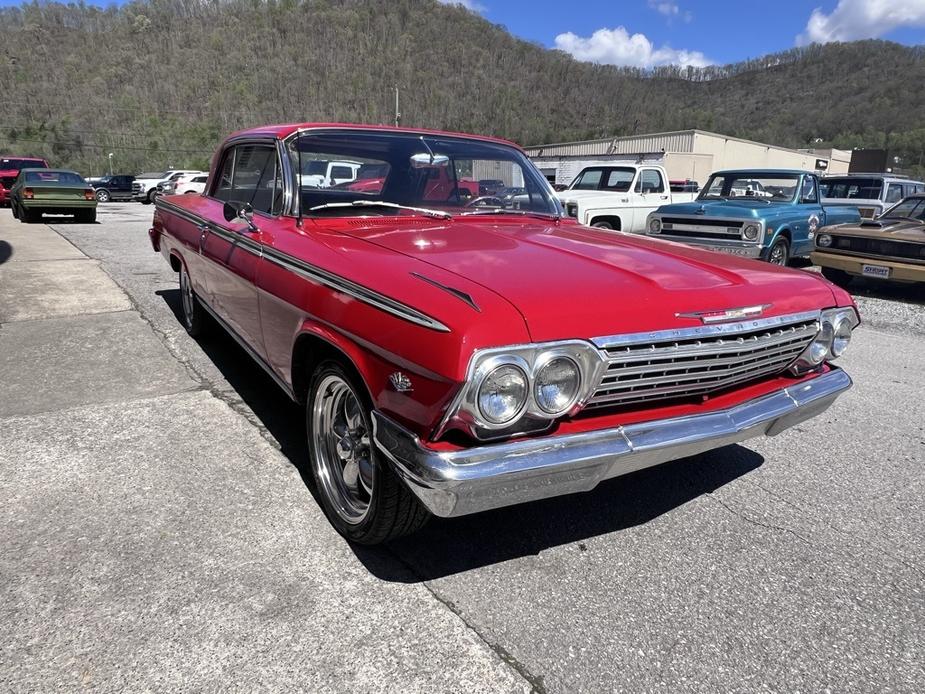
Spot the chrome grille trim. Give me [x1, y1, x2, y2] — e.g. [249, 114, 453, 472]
[587, 312, 820, 410]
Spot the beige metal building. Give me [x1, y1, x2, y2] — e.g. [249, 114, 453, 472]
[523, 129, 851, 186]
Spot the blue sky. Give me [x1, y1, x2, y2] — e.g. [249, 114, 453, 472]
[442, 0, 925, 66]
[3, 0, 925, 66]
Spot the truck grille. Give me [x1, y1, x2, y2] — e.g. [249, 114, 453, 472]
[587, 314, 819, 410]
[132, 182, 143, 193]
[660, 217, 744, 239]
[830, 235, 925, 263]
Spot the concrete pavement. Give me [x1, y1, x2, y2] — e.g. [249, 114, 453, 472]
[1, 203, 923, 693]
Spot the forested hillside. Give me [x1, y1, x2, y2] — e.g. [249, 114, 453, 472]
[2, 0, 924, 175]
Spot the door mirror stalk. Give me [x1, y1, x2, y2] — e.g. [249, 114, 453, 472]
[223, 200, 258, 232]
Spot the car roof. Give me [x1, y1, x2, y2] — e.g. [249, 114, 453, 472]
[712, 169, 811, 176]
[224, 122, 522, 149]
[21, 168, 80, 175]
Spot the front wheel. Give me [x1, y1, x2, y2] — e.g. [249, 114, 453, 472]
[767, 237, 790, 266]
[307, 361, 429, 544]
[178, 262, 207, 337]
[95, 189, 110, 203]
[821, 266, 853, 289]
[144, 189, 157, 205]
[591, 220, 614, 230]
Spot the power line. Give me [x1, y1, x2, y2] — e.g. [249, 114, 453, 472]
[3, 134, 213, 154]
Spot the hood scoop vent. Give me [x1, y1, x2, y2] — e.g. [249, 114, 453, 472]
[410, 272, 480, 312]
[859, 221, 884, 228]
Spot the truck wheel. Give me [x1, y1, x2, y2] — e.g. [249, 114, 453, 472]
[767, 237, 790, 266]
[820, 266, 853, 289]
[95, 189, 110, 203]
[591, 221, 614, 230]
[144, 189, 157, 205]
[178, 262, 208, 337]
[307, 360, 429, 545]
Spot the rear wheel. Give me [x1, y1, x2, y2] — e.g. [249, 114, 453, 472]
[179, 262, 207, 337]
[22, 207, 39, 223]
[767, 237, 790, 266]
[821, 266, 853, 289]
[307, 361, 429, 544]
[77, 209, 97, 223]
[11, 201, 19, 219]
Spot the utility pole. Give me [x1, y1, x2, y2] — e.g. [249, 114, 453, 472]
[394, 86, 401, 127]
[108, 152, 114, 175]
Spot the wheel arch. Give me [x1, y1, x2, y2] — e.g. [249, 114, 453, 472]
[291, 325, 376, 406]
[588, 214, 623, 230]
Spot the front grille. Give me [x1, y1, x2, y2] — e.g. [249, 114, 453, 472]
[0, 177, 15, 189]
[831, 235, 925, 263]
[587, 315, 819, 410]
[132, 182, 143, 193]
[662, 217, 743, 229]
[660, 216, 743, 240]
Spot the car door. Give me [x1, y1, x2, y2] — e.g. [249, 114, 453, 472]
[200, 141, 284, 357]
[791, 175, 822, 256]
[631, 168, 669, 232]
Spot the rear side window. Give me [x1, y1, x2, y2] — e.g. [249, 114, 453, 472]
[212, 144, 283, 215]
[885, 183, 904, 203]
[193, 176, 208, 183]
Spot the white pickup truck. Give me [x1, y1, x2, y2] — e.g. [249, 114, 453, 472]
[558, 164, 698, 232]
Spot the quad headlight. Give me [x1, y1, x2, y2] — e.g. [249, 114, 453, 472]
[790, 307, 859, 374]
[446, 342, 608, 438]
[743, 223, 761, 241]
[477, 363, 528, 425]
[817, 233, 832, 248]
[648, 217, 662, 233]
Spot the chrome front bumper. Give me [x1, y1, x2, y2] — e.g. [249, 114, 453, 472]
[373, 368, 852, 518]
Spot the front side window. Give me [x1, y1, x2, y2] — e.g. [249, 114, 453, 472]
[637, 169, 665, 194]
[289, 131, 559, 218]
[212, 143, 282, 215]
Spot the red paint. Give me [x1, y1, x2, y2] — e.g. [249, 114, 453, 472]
[155, 124, 855, 442]
[0, 156, 49, 204]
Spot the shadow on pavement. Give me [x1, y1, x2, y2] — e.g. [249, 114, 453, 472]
[158, 288, 765, 581]
[0, 240, 11, 264]
[846, 277, 925, 305]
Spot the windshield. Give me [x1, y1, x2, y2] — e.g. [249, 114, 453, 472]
[289, 131, 559, 217]
[880, 197, 925, 221]
[1, 158, 46, 171]
[569, 167, 635, 192]
[24, 170, 85, 185]
[698, 173, 799, 202]
[820, 178, 883, 200]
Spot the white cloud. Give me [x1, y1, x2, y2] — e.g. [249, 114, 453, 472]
[647, 1, 693, 23]
[798, 0, 925, 44]
[436, 0, 485, 13]
[554, 26, 711, 68]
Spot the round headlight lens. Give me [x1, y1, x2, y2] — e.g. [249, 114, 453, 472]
[648, 217, 662, 233]
[478, 364, 528, 425]
[534, 357, 581, 415]
[743, 224, 760, 241]
[808, 321, 834, 365]
[817, 233, 832, 248]
[830, 315, 852, 357]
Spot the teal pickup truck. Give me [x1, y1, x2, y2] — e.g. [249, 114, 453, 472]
[645, 169, 861, 265]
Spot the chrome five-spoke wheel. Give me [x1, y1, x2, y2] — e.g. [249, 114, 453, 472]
[306, 361, 429, 544]
[311, 374, 375, 524]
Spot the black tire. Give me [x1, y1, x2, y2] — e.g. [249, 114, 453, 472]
[144, 189, 157, 205]
[178, 261, 207, 337]
[767, 237, 790, 266]
[11, 201, 19, 219]
[821, 266, 853, 289]
[22, 207, 39, 223]
[306, 360, 429, 544]
[591, 220, 614, 230]
[77, 209, 97, 223]
[95, 189, 110, 203]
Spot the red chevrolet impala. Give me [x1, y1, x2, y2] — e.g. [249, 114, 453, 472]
[149, 124, 858, 544]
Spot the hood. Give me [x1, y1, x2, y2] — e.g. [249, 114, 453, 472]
[829, 218, 925, 242]
[331, 217, 837, 342]
[657, 199, 793, 219]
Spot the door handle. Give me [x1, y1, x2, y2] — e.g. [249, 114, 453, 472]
[660, 195, 669, 200]
[197, 224, 209, 254]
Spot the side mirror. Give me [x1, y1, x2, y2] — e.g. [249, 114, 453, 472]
[223, 200, 258, 232]
[410, 152, 450, 169]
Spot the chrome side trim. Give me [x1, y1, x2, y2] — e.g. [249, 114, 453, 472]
[593, 310, 821, 349]
[154, 198, 450, 333]
[196, 293, 297, 401]
[373, 368, 852, 518]
[410, 272, 481, 312]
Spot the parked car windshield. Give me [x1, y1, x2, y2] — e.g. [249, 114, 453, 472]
[820, 177, 883, 200]
[880, 197, 925, 221]
[289, 130, 559, 217]
[698, 173, 799, 202]
[24, 170, 85, 185]
[569, 167, 635, 192]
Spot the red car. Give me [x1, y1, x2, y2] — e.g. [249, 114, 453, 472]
[150, 123, 858, 544]
[0, 156, 50, 206]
